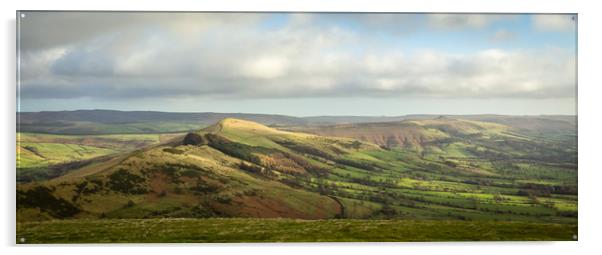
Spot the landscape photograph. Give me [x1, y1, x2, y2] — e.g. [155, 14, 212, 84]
[16, 12, 577, 243]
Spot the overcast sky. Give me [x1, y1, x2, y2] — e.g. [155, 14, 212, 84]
[18, 12, 577, 116]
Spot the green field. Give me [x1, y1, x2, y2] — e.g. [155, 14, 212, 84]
[18, 142, 117, 168]
[16, 218, 577, 243]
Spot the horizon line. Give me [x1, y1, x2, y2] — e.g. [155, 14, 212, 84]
[16, 109, 578, 118]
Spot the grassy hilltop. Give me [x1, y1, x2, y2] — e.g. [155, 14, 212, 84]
[16, 116, 577, 242]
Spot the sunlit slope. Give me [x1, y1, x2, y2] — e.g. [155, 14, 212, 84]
[296, 118, 511, 148]
[16, 132, 183, 182]
[200, 118, 381, 154]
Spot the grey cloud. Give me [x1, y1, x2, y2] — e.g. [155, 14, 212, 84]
[426, 14, 511, 29]
[532, 14, 576, 32]
[19, 12, 264, 51]
[490, 29, 517, 42]
[20, 12, 147, 50]
[51, 48, 115, 76]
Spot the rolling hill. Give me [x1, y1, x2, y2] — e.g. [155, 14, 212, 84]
[17, 118, 577, 226]
[17, 110, 576, 135]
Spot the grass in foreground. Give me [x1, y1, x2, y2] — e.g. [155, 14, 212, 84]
[17, 218, 577, 243]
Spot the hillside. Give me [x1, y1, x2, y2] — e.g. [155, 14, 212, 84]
[17, 118, 577, 225]
[17, 119, 376, 220]
[16, 132, 183, 182]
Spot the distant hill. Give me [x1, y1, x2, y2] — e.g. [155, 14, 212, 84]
[292, 117, 576, 150]
[17, 110, 577, 135]
[17, 110, 307, 134]
[19, 110, 305, 124]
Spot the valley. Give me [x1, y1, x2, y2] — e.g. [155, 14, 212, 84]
[16, 112, 578, 242]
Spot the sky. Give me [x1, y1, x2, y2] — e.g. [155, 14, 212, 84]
[17, 12, 577, 116]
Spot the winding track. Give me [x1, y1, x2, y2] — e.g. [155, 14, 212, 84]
[326, 195, 345, 218]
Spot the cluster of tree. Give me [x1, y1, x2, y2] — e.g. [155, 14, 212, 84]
[182, 132, 207, 146]
[348, 177, 397, 189]
[107, 168, 148, 194]
[155, 163, 207, 182]
[17, 186, 80, 218]
[376, 203, 398, 219]
[333, 158, 378, 171]
[422, 162, 443, 172]
[517, 183, 577, 196]
[316, 179, 339, 195]
[280, 178, 304, 189]
[72, 179, 104, 202]
[189, 178, 220, 195]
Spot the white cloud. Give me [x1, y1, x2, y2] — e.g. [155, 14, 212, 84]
[532, 15, 576, 32]
[242, 56, 289, 79]
[19, 13, 576, 100]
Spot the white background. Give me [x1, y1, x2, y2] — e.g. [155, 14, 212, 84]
[1, 0, 600, 254]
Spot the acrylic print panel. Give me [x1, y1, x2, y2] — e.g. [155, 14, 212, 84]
[16, 11, 577, 243]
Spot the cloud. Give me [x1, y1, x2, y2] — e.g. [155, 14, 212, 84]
[19, 12, 265, 49]
[490, 29, 517, 42]
[427, 14, 508, 29]
[532, 14, 576, 32]
[19, 13, 576, 101]
[242, 56, 290, 79]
